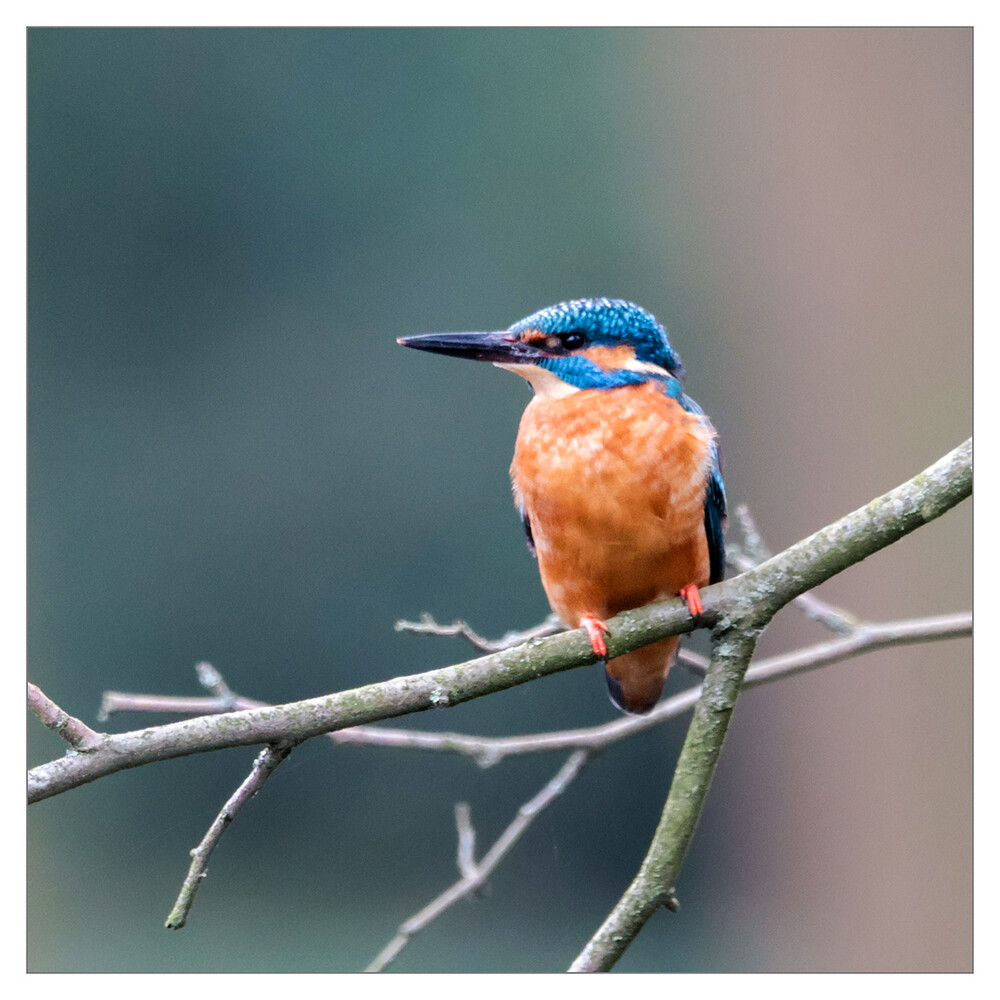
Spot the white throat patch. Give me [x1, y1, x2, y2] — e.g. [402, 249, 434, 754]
[494, 362, 580, 399]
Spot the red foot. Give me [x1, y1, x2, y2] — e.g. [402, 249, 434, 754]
[581, 615, 610, 658]
[680, 584, 704, 617]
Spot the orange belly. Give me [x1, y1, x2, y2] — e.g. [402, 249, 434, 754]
[512, 380, 714, 623]
[511, 380, 716, 712]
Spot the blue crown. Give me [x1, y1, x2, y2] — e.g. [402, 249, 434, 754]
[508, 298, 686, 378]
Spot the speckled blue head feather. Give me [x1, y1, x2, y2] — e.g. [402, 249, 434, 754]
[508, 298, 686, 379]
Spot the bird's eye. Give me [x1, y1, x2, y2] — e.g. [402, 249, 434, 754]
[561, 331, 586, 350]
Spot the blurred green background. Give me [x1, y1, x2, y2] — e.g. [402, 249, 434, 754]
[28, 28, 971, 973]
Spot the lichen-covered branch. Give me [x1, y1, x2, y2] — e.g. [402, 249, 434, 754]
[97, 610, 970, 766]
[28, 683, 103, 751]
[28, 616, 628, 804]
[728, 504, 859, 633]
[569, 629, 758, 971]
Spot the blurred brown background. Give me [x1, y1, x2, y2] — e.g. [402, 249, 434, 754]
[29, 27, 971, 971]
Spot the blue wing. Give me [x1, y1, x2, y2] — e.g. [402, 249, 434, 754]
[518, 497, 536, 557]
[703, 443, 727, 584]
[675, 387, 727, 584]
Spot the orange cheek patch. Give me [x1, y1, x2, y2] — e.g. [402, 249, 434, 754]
[581, 345, 637, 369]
[519, 328, 549, 345]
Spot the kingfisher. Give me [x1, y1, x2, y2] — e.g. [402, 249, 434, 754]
[398, 298, 726, 714]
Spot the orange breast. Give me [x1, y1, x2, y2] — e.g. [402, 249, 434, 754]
[511, 380, 715, 628]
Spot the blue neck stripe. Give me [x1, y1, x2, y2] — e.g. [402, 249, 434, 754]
[537, 356, 684, 401]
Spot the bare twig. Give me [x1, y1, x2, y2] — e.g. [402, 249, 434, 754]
[365, 750, 590, 972]
[28, 683, 103, 751]
[395, 612, 564, 652]
[194, 660, 239, 703]
[99, 660, 244, 720]
[99, 692, 239, 720]
[676, 647, 711, 676]
[730, 549, 860, 634]
[164, 740, 296, 929]
[731, 503, 768, 563]
[454, 803, 477, 880]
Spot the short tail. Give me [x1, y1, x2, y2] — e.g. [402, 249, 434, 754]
[604, 635, 679, 714]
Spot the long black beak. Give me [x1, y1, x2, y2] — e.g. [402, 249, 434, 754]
[397, 331, 550, 364]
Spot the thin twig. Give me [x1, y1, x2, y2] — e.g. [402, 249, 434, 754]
[99, 660, 245, 720]
[365, 750, 590, 972]
[676, 648, 711, 676]
[164, 740, 295, 929]
[28, 683, 104, 751]
[731, 503, 768, 563]
[194, 660, 239, 703]
[395, 612, 564, 652]
[99, 692, 239, 720]
[730, 550, 860, 633]
[454, 803, 477, 880]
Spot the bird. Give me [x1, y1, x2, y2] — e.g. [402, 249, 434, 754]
[398, 298, 726, 714]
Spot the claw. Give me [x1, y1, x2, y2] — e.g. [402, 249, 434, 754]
[580, 615, 610, 658]
[679, 584, 704, 617]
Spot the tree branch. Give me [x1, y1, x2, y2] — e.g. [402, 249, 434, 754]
[339, 611, 970, 763]
[729, 504, 859, 633]
[365, 749, 590, 972]
[28, 623, 617, 803]
[28, 438, 971, 809]
[28, 683, 103, 751]
[569, 629, 758, 971]
[164, 740, 296, 929]
[90, 608, 969, 776]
